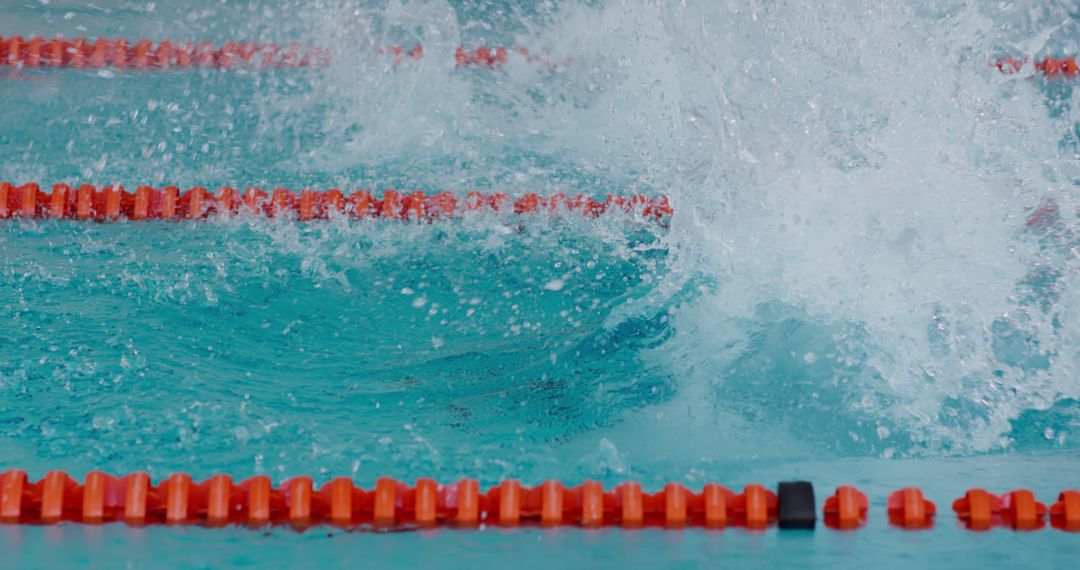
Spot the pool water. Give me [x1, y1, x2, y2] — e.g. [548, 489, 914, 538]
[3, 0, 1080, 568]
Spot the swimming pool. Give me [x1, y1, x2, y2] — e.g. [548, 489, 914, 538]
[2, 0, 1079, 567]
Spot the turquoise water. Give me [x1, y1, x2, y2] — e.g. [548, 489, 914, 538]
[3, 0, 1080, 568]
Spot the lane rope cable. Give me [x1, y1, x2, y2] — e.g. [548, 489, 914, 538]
[1, 470, 1077, 532]
[1, 35, 1076, 76]
[0, 182, 673, 222]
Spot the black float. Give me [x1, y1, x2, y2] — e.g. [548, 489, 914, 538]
[778, 481, 817, 530]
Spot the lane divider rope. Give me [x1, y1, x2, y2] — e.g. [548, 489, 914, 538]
[0, 35, 557, 69]
[995, 56, 1079, 78]
[0, 182, 673, 222]
[0, 471, 1077, 532]
[2, 35, 1074, 76]
[0, 35, 330, 69]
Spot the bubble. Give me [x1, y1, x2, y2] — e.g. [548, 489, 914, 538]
[543, 278, 565, 291]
